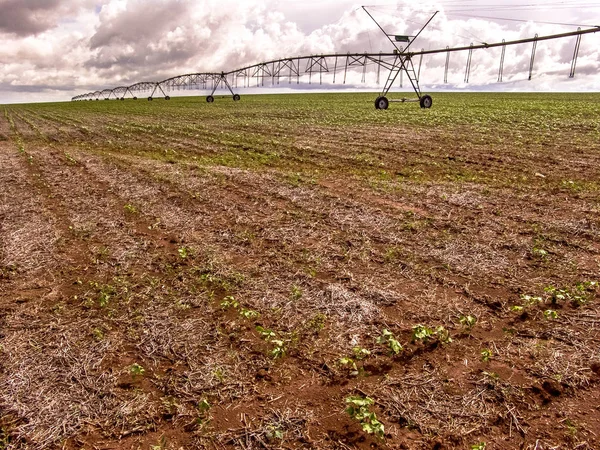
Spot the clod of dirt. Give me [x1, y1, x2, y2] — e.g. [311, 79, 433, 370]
[116, 375, 135, 390]
[116, 380, 134, 389]
[531, 385, 552, 404]
[255, 368, 272, 381]
[363, 357, 393, 375]
[542, 380, 562, 397]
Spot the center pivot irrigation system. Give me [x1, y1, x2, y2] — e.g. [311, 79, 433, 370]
[72, 6, 600, 109]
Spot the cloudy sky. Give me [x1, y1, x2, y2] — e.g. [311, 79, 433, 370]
[0, 0, 599, 104]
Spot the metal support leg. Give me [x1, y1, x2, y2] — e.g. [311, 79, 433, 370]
[333, 56, 338, 83]
[464, 44, 473, 83]
[444, 47, 450, 83]
[529, 34, 538, 80]
[417, 49, 424, 82]
[319, 59, 323, 85]
[343, 55, 349, 84]
[498, 40, 506, 82]
[381, 55, 420, 98]
[157, 84, 168, 98]
[149, 83, 159, 99]
[570, 29, 582, 78]
[207, 73, 239, 101]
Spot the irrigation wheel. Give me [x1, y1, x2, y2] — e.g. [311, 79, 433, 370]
[420, 95, 433, 108]
[375, 96, 389, 110]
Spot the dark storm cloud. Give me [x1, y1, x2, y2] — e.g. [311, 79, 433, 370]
[0, 0, 92, 36]
[0, 82, 74, 92]
[86, 0, 204, 73]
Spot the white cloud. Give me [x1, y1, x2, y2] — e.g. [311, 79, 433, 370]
[0, 0, 599, 103]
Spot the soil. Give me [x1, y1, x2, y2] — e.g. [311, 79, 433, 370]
[0, 93, 599, 450]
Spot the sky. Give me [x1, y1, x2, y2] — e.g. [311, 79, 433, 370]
[0, 0, 599, 104]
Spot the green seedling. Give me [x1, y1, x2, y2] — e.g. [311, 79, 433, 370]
[64, 152, 78, 165]
[198, 399, 210, 413]
[352, 347, 371, 360]
[98, 291, 110, 308]
[412, 324, 434, 343]
[345, 396, 385, 439]
[130, 363, 145, 376]
[306, 313, 327, 333]
[220, 296, 239, 309]
[150, 435, 167, 450]
[520, 294, 543, 306]
[459, 314, 477, 332]
[290, 284, 303, 300]
[481, 348, 493, 362]
[471, 443, 486, 450]
[197, 399, 211, 426]
[239, 308, 260, 320]
[123, 203, 137, 214]
[92, 328, 104, 341]
[270, 339, 286, 358]
[266, 425, 284, 441]
[213, 367, 226, 382]
[256, 325, 276, 341]
[412, 325, 452, 344]
[545, 282, 596, 306]
[544, 309, 558, 320]
[256, 326, 287, 359]
[377, 329, 403, 355]
[435, 326, 453, 344]
[339, 357, 359, 376]
[178, 246, 190, 259]
[564, 418, 578, 436]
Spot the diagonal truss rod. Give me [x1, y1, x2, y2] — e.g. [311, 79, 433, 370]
[209, 73, 236, 96]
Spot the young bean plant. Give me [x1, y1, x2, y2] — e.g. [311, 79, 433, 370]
[377, 329, 403, 355]
[345, 396, 385, 439]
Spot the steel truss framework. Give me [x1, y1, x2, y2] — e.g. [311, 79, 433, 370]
[72, 25, 600, 109]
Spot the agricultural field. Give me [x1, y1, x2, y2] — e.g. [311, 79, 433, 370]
[0, 92, 599, 450]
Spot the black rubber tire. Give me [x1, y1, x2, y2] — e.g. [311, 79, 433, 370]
[206, 95, 215, 103]
[165, 96, 171, 100]
[420, 95, 433, 109]
[375, 96, 389, 110]
[148, 97, 153, 101]
[233, 94, 241, 101]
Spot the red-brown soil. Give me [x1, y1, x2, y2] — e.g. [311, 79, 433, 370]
[1, 94, 599, 450]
